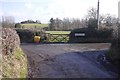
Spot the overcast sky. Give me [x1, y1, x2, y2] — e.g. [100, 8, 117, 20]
[0, 0, 120, 23]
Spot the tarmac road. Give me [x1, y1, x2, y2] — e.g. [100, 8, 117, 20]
[21, 43, 118, 78]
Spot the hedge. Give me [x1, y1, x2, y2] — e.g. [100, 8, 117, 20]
[15, 29, 34, 43]
[69, 28, 113, 43]
[15, 29, 46, 43]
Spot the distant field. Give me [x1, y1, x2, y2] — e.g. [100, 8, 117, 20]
[45, 31, 71, 34]
[20, 23, 48, 28]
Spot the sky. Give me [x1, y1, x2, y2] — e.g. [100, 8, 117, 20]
[0, 0, 120, 23]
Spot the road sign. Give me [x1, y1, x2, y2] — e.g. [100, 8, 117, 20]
[75, 33, 85, 37]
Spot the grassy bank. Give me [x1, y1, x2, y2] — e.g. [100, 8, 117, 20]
[2, 47, 28, 78]
[45, 31, 71, 34]
[20, 23, 48, 28]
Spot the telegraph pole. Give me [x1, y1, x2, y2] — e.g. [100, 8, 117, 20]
[97, 0, 100, 29]
[118, 1, 120, 21]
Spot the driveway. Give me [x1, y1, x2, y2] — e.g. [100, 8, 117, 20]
[21, 43, 118, 78]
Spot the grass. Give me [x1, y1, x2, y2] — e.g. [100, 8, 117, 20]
[2, 47, 28, 78]
[15, 48, 28, 78]
[20, 23, 48, 28]
[45, 31, 71, 34]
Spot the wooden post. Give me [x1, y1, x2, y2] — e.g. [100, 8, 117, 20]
[97, 0, 100, 30]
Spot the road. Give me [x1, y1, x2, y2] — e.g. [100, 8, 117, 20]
[21, 43, 118, 78]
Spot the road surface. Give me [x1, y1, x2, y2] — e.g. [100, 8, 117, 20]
[21, 43, 118, 78]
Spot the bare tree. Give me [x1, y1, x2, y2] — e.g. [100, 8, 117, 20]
[103, 14, 119, 26]
[49, 18, 55, 30]
[36, 20, 41, 24]
[71, 18, 82, 29]
[2, 16, 15, 28]
[62, 18, 71, 30]
[54, 18, 63, 30]
[85, 8, 119, 29]
[86, 8, 97, 20]
[49, 17, 87, 31]
[85, 8, 98, 29]
[80, 19, 88, 28]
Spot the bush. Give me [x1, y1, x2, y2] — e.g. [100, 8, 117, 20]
[15, 29, 46, 43]
[69, 28, 113, 43]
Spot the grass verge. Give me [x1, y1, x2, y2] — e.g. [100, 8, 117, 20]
[2, 47, 28, 78]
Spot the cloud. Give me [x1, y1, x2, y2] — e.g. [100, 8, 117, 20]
[0, 3, 3, 16]
[2, 11, 29, 22]
[100, 0, 119, 17]
[2, 0, 119, 23]
[0, 0, 30, 2]
[52, 0, 90, 18]
[24, 2, 32, 9]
